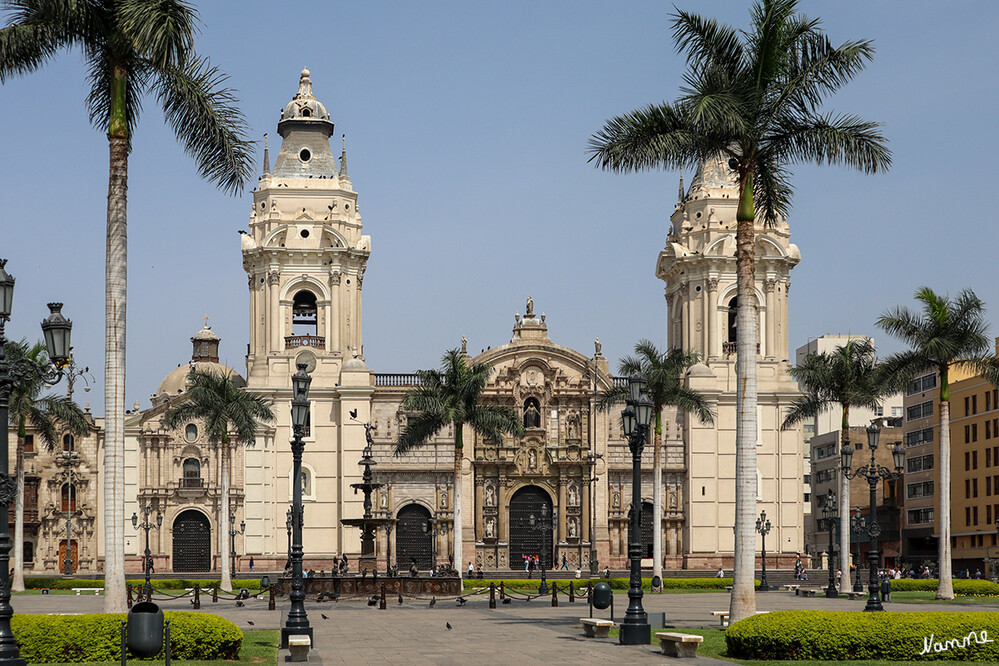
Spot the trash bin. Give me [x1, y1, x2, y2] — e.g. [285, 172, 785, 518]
[592, 582, 612, 610]
[239, 588, 250, 600]
[127, 601, 164, 658]
[260, 575, 270, 589]
[648, 611, 666, 629]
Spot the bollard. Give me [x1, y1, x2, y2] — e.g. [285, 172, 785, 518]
[212, 583, 218, 603]
[193, 584, 200, 610]
[268, 584, 276, 611]
[500, 581, 505, 600]
[380, 583, 386, 610]
[551, 582, 558, 607]
[489, 582, 496, 609]
[119, 620, 127, 666]
[126, 584, 133, 609]
[164, 620, 172, 666]
[569, 581, 575, 603]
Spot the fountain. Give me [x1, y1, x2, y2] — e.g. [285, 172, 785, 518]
[339, 423, 396, 574]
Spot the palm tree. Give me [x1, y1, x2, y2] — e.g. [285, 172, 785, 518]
[877, 287, 999, 600]
[587, 0, 890, 621]
[782, 338, 899, 586]
[395, 349, 523, 573]
[5, 340, 89, 591]
[600, 341, 713, 582]
[0, 1, 253, 611]
[163, 369, 273, 592]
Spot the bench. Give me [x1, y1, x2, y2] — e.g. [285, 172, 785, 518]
[580, 618, 614, 638]
[781, 584, 800, 591]
[287, 635, 310, 662]
[797, 588, 820, 597]
[656, 632, 703, 658]
[847, 591, 865, 600]
[710, 611, 730, 627]
[71, 588, 103, 596]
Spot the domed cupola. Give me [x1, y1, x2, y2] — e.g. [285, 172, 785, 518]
[272, 68, 338, 178]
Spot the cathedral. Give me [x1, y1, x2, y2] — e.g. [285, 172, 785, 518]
[11, 69, 805, 575]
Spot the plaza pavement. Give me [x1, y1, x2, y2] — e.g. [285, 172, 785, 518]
[14, 587, 999, 665]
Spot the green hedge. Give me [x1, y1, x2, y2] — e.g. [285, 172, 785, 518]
[726, 610, 999, 661]
[464, 577, 745, 591]
[890, 579, 999, 596]
[25, 577, 262, 591]
[12, 611, 241, 663]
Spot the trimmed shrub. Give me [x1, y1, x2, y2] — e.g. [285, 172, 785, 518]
[726, 610, 999, 661]
[13, 611, 241, 663]
[24, 577, 262, 591]
[463, 577, 743, 591]
[889, 578, 999, 596]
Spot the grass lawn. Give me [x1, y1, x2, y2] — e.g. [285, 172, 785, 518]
[889, 590, 999, 605]
[601, 626, 999, 665]
[37, 629, 278, 666]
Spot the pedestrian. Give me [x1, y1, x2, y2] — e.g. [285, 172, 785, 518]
[560, 555, 568, 570]
[249, 556, 255, 572]
[468, 561, 475, 577]
[524, 555, 530, 573]
[716, 567, 724, 578]
[975, 569, 983, 579]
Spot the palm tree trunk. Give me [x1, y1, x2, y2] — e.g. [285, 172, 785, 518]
[937, 381, 954, 599]
[453, 427, 463, 575]
[730, 171, 758, 623]
[12, 437, 24, 592]
[103, 72, 129, 612]
[220, 441, 232, 592]
[652, 414, 663, 581]
[839, 407, 850, 590]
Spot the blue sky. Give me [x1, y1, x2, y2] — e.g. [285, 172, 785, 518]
[2, 1, 997, 414]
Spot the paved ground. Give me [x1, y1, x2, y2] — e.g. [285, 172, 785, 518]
[15, 586, 999, 665]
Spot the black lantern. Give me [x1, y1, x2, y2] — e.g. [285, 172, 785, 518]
[619, 375, 651, 645]
[0, 261, 13, 319]
[282, 363, 313, 650]
[132, 504, 163, 601]
[40, 303, 72, 366]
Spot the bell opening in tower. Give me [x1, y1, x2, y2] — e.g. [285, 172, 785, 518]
[292, 290, 318, 336]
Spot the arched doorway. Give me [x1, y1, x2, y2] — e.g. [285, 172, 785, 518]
[395, 504, 433, 570]
[628, 501, 655, 559]
[509, 486, 554, 570]
[172, 510, 211, 572]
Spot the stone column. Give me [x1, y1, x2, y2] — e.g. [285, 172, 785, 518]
[328, 271, 341, 352]
[498, 476, 508, 543]
[474, 476, 484, 543]
[267, 269, 281, 353]
[707, 278, 719, 357]
[765, 279, 777, 357]
[557, 477, 567, 539]
[582, 476, 591, 544]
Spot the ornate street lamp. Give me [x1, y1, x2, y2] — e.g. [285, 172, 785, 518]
[755, 510, 772, 592]
[851, 511, 867, 592]
[285, 507, 293, 572]
[821, 490, 838, 598]
[57, 451, 81, 575]
[131, 504, 163, 601]
[515, 505, 552, 594]
[842, 421, 904, 612]
[0, 260, 71, 666]
[585, 452, 602, 574]
[423, 516, 451, 574]
[619, 376, 652, 645]
[281, 362, 313, 649]
[229, 513, 246, 575]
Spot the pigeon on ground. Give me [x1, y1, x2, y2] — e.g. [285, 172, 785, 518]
[247, 621, 254, 626]
[321, 613, 329, 620]
[502, 598, 512, 605]
[446, 622, 452, 631]
[429, 596, 436, 608]
[367, 596, 378, 607]
[235, 601, 244, 607]
[398, 594, 404, 604]
[456, 596, 466, 606]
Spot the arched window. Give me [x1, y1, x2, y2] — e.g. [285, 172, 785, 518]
[523, 398, 541, 429]
[62, 433, 74, 452]
[288, 464, 316, 501]
[185, 424, 198, 442]
[183, 458, 201, 487]
[61, 483, 76, 513]
[292, 290, 318, 336]
[727, 297, 738, 344]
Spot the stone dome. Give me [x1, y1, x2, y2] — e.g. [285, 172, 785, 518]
[342, 356, 369, 371]
[280, 68, 330, 124]
[154, 362, 246, 402]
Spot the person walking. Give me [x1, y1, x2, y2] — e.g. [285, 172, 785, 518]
[468, 561, 475, 577]
[249, 556, 255, 573]
[561, 555, 569, 570]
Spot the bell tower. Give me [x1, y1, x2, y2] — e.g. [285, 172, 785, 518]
[241, 68, 373, 562]
[655, 156, 804, 567]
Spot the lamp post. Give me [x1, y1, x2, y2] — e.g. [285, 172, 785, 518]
[57, 451, 81, 575]
[516, 504, 552, 595]
[285, 507, 292, 572]
[619, 376, 652, 646]
[755, 510, 772, 592]
[821, 490, 838, 598]
[228, 513, 245, 575]
[423, 516, 451, 574]
[585, 452, 602, 574]
[281, 362, 313, 649]
[0, 260, 71, 666]
[851, 512, 867, 592]
[130, 504, 163, 601]
[842, 421, 905, 612]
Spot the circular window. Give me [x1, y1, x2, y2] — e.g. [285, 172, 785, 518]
[346, 278, 351, 285]
[299, 148, 311, 162]
[185, 424, 198, 442]
[300, 229, 310, 239]
[695, 211, 702, 219]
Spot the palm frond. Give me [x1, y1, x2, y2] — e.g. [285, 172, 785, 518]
[769, 111, 891, 174]
[118, 0, 197, 70]
[153, 55, 254, 195]
[395, 411, 446, 457]
[587, 102, 701, 173]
